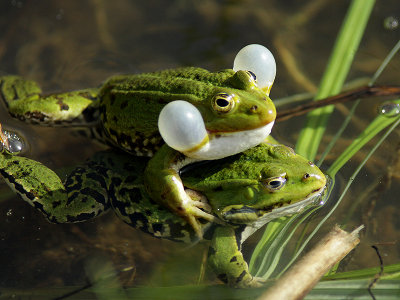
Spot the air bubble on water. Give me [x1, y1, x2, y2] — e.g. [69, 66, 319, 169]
[379, 102, 400, 117]
[6, 132, 24, 153]
[383, 16, 399, 30]
[1, 130, 25, 154]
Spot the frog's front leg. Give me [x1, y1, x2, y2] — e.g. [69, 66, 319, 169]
[208, 226, 265, 288]
[144, 145, 220, 238]
[0, 151, 109, 223]
[0, 75, 99, 125]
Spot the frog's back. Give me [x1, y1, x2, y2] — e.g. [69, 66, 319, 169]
[98, 67, 235, 156]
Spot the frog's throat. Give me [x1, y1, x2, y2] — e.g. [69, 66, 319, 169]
[183, 120, 274, 160]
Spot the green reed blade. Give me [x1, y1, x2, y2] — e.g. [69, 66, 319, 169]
[327, 100, 400, 177]
[295, 0, 375, 160]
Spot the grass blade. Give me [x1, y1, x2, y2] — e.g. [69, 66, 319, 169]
[295, 0, 375, 160]
[327, 100, 400, 177]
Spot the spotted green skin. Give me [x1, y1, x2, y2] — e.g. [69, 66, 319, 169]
[99, 68, 276, 154]
[0, 142, 326, 288]
[0, 70, 276, 236]
[0, 69, 276, 155]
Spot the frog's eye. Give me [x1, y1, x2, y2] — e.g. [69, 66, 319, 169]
[263, 176, 286, 191]
[212, 93, 235, 113]
[233, 44, 276, 94]
[245, 70, 257, 82]
[158, 100, 208, 152]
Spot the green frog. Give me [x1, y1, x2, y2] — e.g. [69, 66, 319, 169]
[0, 137, 326, 288]
[0, 64, 276, 237]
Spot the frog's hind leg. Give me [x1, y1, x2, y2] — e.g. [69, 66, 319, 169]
[0, 75, 100, 126]
[0, 151, 110, 223]
[208, 226, 266, 288]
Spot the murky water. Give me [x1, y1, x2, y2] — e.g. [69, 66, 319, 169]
[0, 0, 399, 296]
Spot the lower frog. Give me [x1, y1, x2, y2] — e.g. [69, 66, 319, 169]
[0, 135, 326, 288]
[0, 44, 277, 237]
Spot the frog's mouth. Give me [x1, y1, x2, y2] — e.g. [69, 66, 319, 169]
[233, 186, 327, 243]
[222, 186, 325, 224]
[183, 120, 274, 160]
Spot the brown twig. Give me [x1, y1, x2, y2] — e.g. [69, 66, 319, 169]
[277, 85, 400, 122]
[258, 225, 363, 300]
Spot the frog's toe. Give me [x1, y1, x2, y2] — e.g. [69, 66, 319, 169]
[183, 203, 223, 239]
[234, 276, 266, 288]
[186, 204, 216, 222]
[190, 197, 212, 212]
[185, 214, 204, 239]
[185, 188, 211, 211]
[247, 276, 267, 288]
[184, 189, 223, 224]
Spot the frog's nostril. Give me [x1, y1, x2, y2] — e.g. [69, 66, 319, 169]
[302, 173, 310, 182]
[250, 105, 258, 112]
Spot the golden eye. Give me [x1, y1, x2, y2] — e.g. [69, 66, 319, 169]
[263, 176, 286, 191]
[212, 92, 235, 113]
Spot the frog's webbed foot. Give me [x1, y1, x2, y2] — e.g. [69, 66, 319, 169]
[182, 189, 224, 239]
[235, 276, 266, 288]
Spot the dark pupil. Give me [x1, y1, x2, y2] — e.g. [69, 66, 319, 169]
[248, 71, 257, 80]
[269, 180, 282, 188]
[216, 98, 230, 107]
